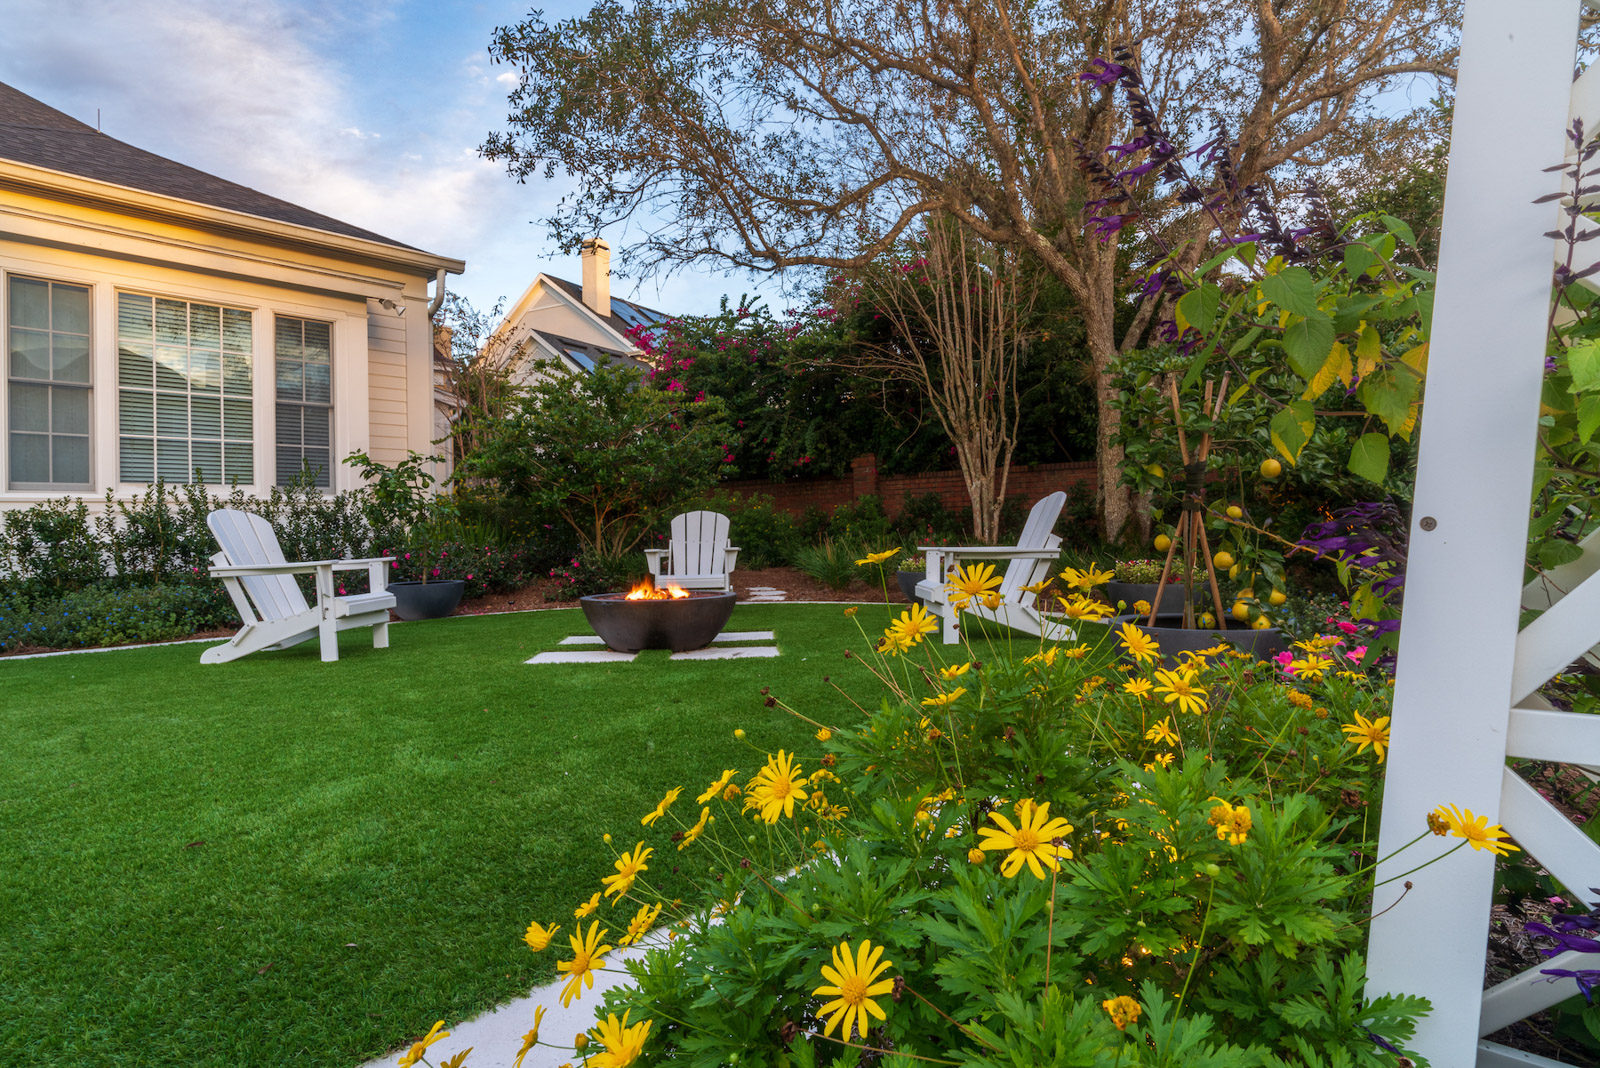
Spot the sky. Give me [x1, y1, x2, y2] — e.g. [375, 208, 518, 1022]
[0, 0, 787, 320]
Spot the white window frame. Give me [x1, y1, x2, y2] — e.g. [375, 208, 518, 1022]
[5, 272, 94, 491]
[273, 314, 335, 489]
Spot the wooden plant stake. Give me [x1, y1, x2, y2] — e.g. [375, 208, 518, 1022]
[1144, 376, 1231, 632]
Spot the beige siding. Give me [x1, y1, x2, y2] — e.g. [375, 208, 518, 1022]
[367, 302, 409, 466]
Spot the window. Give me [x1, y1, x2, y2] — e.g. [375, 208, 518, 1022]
[7, 276, 92, 488]
[117, 293, 253, 484]
[274, 317, 332, 487]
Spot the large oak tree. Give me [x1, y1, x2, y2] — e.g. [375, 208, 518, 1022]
[483, 0, 1458, 540]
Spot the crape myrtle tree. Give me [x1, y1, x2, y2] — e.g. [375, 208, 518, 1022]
[482, 0, 1458, 541]
[848, 216, 1044, 542]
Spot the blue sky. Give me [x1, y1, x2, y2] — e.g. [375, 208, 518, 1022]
[0, 0, 787, 319]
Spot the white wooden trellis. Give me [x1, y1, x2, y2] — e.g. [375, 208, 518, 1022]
[1364, 3, 1600, 1065]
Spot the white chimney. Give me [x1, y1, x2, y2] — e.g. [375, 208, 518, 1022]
[580, 238, 611, 317]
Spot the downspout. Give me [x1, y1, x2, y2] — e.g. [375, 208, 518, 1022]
[425, 268, 448, 319]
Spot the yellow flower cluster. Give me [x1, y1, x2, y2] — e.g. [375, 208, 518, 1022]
[1207, 799, 1252, 846]
[1103, 994, 1142, 1031]
[879, 603, 938, 655]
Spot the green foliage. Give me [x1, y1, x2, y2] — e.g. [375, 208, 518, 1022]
[0, 497, 102, 593]
[0, 582, 240, 651]
[792, 539, 864, 590]
[543, 616, 1431, 1067]
[688, 492, 800, 569]
[459, 361, 727, 562]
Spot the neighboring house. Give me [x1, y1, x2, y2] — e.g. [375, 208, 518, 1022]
[488, 238, 669, 384]
[0, 81, 464, 509]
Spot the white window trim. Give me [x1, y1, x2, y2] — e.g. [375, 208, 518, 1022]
[5, 270, 95, 492]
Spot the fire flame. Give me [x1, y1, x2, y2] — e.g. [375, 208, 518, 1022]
[624, 581, 691, 600]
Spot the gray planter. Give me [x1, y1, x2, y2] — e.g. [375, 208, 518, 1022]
[388, 580, 466, 621]
[580, 591, 738, 653]
[896, 570, 925, 605]
[1106, 581, 1187, 615]
[1102, 612, 1286, 666]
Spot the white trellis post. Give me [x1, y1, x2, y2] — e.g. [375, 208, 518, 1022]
[1364, 3, 1600, 1066]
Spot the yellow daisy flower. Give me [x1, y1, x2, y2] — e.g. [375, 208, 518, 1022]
[1207, 799, 1252, 846]
[556, 921, 614, 1007]
[1057, 592, 1114, 621]
[746, 750, 810, 823]
[677, 807, 711, 850]
[1432, 804, 1520, 856]
[574, 892, 601, 919]
[696, 770, 738, 804]
[398, 1021, 449, 1068]
[1132, 598, 1152, 615]
[1060, 563, 1114, 590]
[1144, 717, 1179, 746]
[921, 687, 966, 708]
[587, 1010, 653, 1068]
[977, 800, 1075, 879]
[939, 661, 972, 680]
[1152, 667, 1209, 715]
[891, 603, 939, 646]
[513, 1006, 546, 1068]
[1341, 712, 1391, 763]
[1117, 621, 1160, 663]
[855, 547, 902, 566]
[1123, 677, 1154, 698]
[618, 901, 662, 946]
[523, 920, 560, 952]
[814, 939, 896, 1039]
[601, 842, 652, 903]
[640, 786, 681, 827]
[1103, 995, 1141, 1031]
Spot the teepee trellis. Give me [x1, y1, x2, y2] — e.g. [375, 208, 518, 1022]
[1364, 3, 1600, 1065]
[1145, 375, 1230, 632]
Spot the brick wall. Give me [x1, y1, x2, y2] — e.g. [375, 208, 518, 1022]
[721, 454, 1098, 519]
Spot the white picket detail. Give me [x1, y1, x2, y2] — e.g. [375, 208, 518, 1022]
[1363, 3, 1597, 1065]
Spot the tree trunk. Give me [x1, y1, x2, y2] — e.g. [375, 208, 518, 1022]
[1083, 297, 1142, 545]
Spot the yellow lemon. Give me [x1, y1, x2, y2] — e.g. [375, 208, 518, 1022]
[1238, 588, 1254, 600]
[1226, 505, 1243, 520]
[1213, 551, 1235, 571]
[1146, 463, 1165, 479]
[1198, 612, 1216, 628]
[1232, 602, 1250, 621]
[1228, 563, 1240, 580]
[1153, 533, 1172, 553]
[1260, 458, 1282, 479]
[1252, 615, 1272, 630]
[1268, 589, 1287, 606]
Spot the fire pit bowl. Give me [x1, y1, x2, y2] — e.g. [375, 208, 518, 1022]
[579, 588, 738, 653]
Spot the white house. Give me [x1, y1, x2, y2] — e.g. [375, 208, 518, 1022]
[488, 238, 668, 383]
[0, 80, 464, 508]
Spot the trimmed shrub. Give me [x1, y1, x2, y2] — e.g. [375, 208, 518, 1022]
[0, 583, 239, 652]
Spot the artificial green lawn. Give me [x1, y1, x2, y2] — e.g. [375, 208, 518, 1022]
[0, 603, 1016, 1068]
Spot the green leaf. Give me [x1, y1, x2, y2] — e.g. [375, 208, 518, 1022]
[1579, 393, 1600, 443]
[1343, 243, 1376, 280]
[1348, 433, 1391, 484]
[1177, 283, 1223, 334]
[1359, 367, 1423, 436]
[1260, 266, 1320, 317]
[1284, 314, 1336, 378]
[1381, 214, 1418, 248]
[1569, 339, 1600, 393]
[1270, 400, 1315, 464]
[1539, 539, 1585, 569]
[1227, 326, 1264, 357]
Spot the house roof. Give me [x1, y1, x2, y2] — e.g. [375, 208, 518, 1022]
[0, 80, 419, 251]
[544, 275, 669, 342]
[533, 329, 649, 375]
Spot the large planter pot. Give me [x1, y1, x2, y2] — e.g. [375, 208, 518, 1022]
[897, 570, 925, 605]
[388, 580, 466, 621]
[1105, 612, 1286, 665]
[1106, 581, 1186, 615]
[580, 591, 738, 653]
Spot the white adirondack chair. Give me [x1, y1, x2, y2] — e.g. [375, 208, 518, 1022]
[915, 491, 1072, 644]
[202, 509, 396, 664]
[643, 510, 741, 592]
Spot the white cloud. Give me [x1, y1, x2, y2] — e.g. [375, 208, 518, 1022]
[496, 71, 520, 89]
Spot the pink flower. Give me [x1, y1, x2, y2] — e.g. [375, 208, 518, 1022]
[1273, 650, 1295, 671]
[431, 568, 440, 578]
[404, 552, 412, 560]
[1335, 621, 1358, 635]
[391, 561, 399, 569]
[466, 574, 474, 580]
[1348, 646, 1367, 663]
[337, 586, 346, 596]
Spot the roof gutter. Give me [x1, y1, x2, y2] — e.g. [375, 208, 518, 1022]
[426, 267, 447, 319]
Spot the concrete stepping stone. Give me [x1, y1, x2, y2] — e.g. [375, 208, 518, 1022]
[669, 646, 780, 660]
[525, 650, 637, 665]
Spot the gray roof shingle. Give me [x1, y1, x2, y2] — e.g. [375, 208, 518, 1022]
[0, 80, 418, 251]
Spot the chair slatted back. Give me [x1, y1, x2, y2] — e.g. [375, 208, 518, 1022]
[997, 492, 1067, 603]
[207, 509, 309, 622]
[668, 510, 731, 577]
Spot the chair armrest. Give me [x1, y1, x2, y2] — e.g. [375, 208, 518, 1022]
[329, 557, 392, 570]
[643, 549, 664, 578]
[724, 546, 740, 572]
[209, 560, 339, 578]
[917, 546, 1061, 560]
